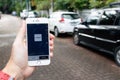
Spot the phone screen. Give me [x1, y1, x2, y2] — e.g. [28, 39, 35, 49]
[27, 23, 49, 61]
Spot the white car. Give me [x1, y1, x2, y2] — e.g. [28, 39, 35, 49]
[49, 11, 82, 37]
[27, 11, 38, 18]
[20, 10, 28, 19]
[20, 10, 38, 19]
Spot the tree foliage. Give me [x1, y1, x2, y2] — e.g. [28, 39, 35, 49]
[54, 0, 117, 11]
[0, 0, 118, 14]
[0, 0, 12, 13]
[0, 0, 26, 15]
[74, 0, 89, 10]
[89, 0, 117, 8]
[35, 0, 51, 11]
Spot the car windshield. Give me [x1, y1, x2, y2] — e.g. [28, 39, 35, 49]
[62, 14, 80, 20]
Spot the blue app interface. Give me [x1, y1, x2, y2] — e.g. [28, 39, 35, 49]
[27, 24, 49, 60]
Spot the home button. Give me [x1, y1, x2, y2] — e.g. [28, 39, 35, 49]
[37, 61, 41, 64]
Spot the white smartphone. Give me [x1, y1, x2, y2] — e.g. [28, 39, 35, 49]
[26, 18, 50, 66]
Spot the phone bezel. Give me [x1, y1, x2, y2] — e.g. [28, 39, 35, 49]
[26, 18, 50, 66]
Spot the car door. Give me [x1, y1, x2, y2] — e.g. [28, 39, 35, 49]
[79, 11, 101, 47]
[93, 9, 120, 52]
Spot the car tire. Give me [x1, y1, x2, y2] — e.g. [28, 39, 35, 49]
[73, 32, 80, 45]
[54, 28, 59, 37]
[115, 47, 120, 66]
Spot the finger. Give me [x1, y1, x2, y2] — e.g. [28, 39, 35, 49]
[49, 33, 55, 40]
[15, 20, 26, 43]
[49, 39, 54, 52]
[50, 40, 53, 46]
[49, 33, 54, 57]
[50, 45, 54, 57]
[50, 45, 54, 52]
[50, 52, 53, 57]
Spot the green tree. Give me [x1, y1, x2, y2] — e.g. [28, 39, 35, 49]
[0, 0, 26, 15]
[0, 0, 13, 13]
[0, 0, 118, 15]
[34, 0, 50, 16]
[89, 0, 117, 8]
[54, 0, 118, 11]
[105, 0, 118, 5]
[54, 0, 89, 11]
[13, 0, 26, 16]
[74, 0, 89, 10]
[35, 0, 50, 10]
[54, 0, 74, 11]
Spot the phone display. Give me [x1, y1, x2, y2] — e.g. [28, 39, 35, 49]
[26, 18, 50, 66]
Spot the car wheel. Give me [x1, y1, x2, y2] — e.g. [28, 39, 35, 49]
[73, 32, 80, 45]
[54, 28, 59, 37]
[115, 47, 120, 66]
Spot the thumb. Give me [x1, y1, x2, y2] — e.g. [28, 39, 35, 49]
[14, 20, 26, 43]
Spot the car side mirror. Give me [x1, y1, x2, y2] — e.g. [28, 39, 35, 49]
[81, 21, 90, 28]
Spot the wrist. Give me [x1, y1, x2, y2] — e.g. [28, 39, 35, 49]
[2, 61, 24, 80]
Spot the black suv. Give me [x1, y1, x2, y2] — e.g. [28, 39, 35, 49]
[73, 7, 120, 66]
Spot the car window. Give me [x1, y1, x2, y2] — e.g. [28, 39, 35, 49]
[86, 12, 101, 25]
[114, 16, 120, 26]
[99, 10, 117, 25]
[114, 10, 120, 26]
[62, 14, 80, 20]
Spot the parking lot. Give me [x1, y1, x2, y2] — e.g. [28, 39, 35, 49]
[0, 15, 120, 80]
[28, 35, 120, 80]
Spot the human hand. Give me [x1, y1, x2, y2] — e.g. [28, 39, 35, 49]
[2, 20, 55, 80]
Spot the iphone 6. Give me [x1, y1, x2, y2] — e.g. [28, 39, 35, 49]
[26, 18, 50, 66]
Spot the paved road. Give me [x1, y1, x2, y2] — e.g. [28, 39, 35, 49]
[0, 15, 21, 69]
[0, 15, 120, 80]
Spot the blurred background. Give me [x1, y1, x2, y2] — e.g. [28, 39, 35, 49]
[0, 0, 119, 17]
[0, 0, 120, 80]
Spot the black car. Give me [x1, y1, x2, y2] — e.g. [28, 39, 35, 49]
[73, 7, 120, 66]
